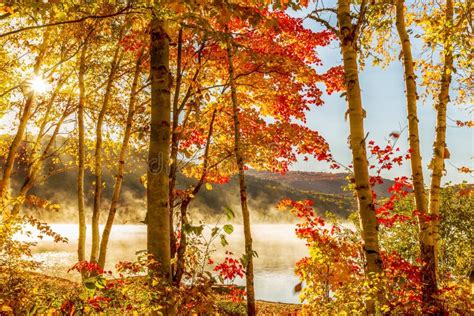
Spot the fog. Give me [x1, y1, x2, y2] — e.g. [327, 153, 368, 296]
[20, 223, 308, 304]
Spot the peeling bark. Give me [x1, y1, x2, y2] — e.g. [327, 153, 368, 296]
[147, 15, 172, 279]
[428, 0, 453, 278]
[337, 0, 382, 313]
[395, 0, 438, 310]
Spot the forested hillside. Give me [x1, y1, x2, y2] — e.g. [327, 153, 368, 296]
[249, 170, 395, 197]
[23, 167, 355, 223]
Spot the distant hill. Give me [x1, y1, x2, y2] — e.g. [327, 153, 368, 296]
[6, 138, 397, 223]
[25, 168, 356, 224]
[189, 173, 355, 222]
[248, 170, 395, 198]
[5, 140, 395, 223]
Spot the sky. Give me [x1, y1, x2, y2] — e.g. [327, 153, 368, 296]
[289, 13, 473, 185]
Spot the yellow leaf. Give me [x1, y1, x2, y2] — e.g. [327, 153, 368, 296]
[1, 305, 13, 312]
[205, 183, 213, 191]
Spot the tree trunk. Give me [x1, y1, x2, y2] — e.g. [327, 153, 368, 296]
[11, 108, 70, 216]
[30, 77, 64, 159]
[90, 32, 123, 264]
[10, 76, 70, 215]
[395, 0, 438, 310]
[226, 39, 256, 316]
[337, 0, 382, 313]
[148, 15, 172, 279]
[169, 27, 183, 262]
[174, 109, 217, 284]
[0, 30, 49, 212]
[428, 0, 453, 278]
[97, 53, 143, 269]
[77, 39, 88, 265]
[174, 198, 190, 284]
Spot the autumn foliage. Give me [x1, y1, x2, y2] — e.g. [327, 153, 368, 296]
[0, 0, 471, 315]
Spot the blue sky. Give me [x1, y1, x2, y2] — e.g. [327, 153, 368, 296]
[289, 14, 473, 185]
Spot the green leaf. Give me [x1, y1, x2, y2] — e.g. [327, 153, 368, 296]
[223, 206, 235, 220]
[240, 255, 248, 267]
[84, 280, 96, 290]
[223, 224, 233, 235]
[183, 224, 203, 235]
[220, 234, 229, 247]
[192, 225, 204, 235]
[95, 277, 106, 289]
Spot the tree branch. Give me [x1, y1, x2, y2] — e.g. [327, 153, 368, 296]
[0, 6, 134, 38]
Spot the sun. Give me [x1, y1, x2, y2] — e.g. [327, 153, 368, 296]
[29, 75, 49, 93]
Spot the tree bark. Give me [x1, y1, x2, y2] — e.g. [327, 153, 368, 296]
[174, 198, 190, 284]
[148, 15, 172, 279]
[337, 0, 382, 313]
[428, 0, 453, 278]
[395, 0, 438, 310]
[169, 27, 183, 262]
[0, 30, 49, 212]
[90, 30, 123, 264]
[98, 52, 143, 269]
[77, 38, 88, 265]
[226, 39, 256, 316]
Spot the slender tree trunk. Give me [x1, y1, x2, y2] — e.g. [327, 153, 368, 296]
[10, 81, 61, 215]
[30, 77, 65, 158]
[98, 53, 143, 269]
[148, 15, 172, 279]
[169, 27, 183, 262]
[10, 73, 70, 210]
[174, 109, 217, 284]
[167, 35, 203, 270]
[0, 31, 49, 212]
[226, 39, 256, 316]
[428, 0, 453, 277]
[337, 1, 382, 313]
[77, 40, 88, 265]
[174, 198, 190, 284]
[11, 109, 70, 216]
[395, 0, 438, 310]
[90, 33, 123, 264]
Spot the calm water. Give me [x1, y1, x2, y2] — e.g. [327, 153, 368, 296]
[21, 224, 308, 304]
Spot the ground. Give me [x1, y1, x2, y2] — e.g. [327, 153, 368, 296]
[256, 300, 302, 315]
[0, 272, 303, 315]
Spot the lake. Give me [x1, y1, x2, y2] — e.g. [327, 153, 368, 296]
[21, 223, 308, 304]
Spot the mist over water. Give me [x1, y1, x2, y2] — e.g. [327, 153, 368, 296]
[21, 223, 308, 304]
